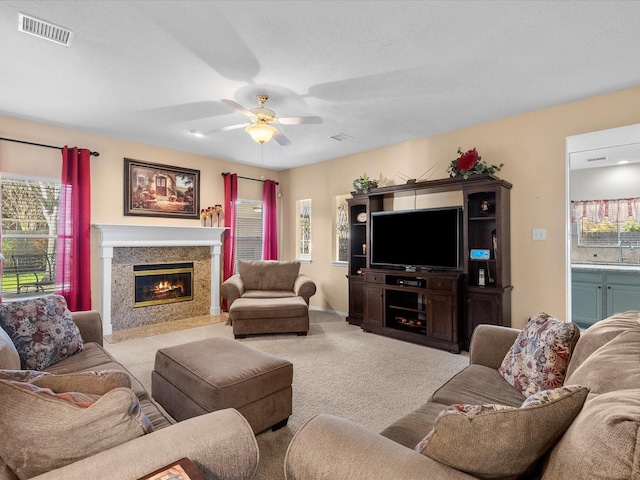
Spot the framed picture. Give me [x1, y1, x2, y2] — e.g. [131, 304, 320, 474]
[124, 158, 200, 219]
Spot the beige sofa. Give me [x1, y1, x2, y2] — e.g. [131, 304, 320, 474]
[221, 260, 316, 337]
[0, 298, 258, 480]
[285, 310, 640, 480]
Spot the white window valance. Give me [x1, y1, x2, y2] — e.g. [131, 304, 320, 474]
[571, 197, 640, 223]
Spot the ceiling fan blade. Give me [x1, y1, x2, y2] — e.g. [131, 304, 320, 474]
[276, 116, 323, 125]
[220, 99, 254, 117]
[273, 129, 291, 146]
[202, 123, 249, 135]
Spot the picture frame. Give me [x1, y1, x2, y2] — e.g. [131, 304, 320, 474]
[124, 158, 200, 219]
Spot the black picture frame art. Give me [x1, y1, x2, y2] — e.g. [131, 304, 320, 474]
[124, 158, 200, 219]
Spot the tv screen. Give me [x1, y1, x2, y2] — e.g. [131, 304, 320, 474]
[370, 207, 462, 270]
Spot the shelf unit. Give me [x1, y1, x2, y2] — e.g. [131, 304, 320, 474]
[346, 195, 382, 325]
[346, 174, 512, 350]
[462, 181, 512, 349]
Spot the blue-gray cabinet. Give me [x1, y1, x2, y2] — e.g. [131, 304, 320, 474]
[572, 269, 640, 328]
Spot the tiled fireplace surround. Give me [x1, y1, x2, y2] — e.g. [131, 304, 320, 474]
[94, 225, 226, 335]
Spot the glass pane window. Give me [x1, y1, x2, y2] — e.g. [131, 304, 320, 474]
[1, 174, 61, 297]
[234, 200, 263, 273]
[297, 199, 311, 261]
[579, 216, 640, 247]
[335, 194, 349, 262]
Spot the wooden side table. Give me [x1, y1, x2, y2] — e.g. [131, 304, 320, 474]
[138, 458, 205, 480]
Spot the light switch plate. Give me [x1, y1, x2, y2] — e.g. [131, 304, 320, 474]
[532, 228, 547, 240]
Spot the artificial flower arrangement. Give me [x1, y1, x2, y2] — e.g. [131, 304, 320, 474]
[447, 148, 504, 180]
[352, 173, 379, 194]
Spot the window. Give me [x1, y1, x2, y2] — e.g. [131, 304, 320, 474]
[335, 194, 349, 263]
[296, 199, 311, 262]
[1, 174, 61, 297]
[573, 198, 640, 247]
[234, 200, 263, 272]
[579, 217, 640, 247]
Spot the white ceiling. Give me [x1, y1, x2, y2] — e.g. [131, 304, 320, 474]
[1, 1, 640, 171]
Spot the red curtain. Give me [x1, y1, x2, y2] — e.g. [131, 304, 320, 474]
[263, 180, 278, 260]
[222, 173, 237, 311]
[56, 146, 92, 311]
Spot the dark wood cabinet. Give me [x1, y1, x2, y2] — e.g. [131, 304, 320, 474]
[346, 174, 512, 351]
[361, 269, 463, 353]
[346, 195, 382, 325]
[465, 286, 512, 349]
[462, 181, 512, 345]
[363, 271, 384, 326]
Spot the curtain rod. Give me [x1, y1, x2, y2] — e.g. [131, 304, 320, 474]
[0, 137, 100, 156]
[221, 172, 278, 185]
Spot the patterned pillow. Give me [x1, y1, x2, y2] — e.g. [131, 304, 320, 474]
[415, 385, 589, 479]
[0, 379, 152, 479]
[0, 295, 84, 370]
[499, 312, 580, 397]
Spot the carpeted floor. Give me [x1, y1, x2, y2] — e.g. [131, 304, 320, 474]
[104, 310, 469, 479]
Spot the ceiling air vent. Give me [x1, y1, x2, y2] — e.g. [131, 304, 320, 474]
[330, 133, 353, 142]
[18, 13, 74, 47]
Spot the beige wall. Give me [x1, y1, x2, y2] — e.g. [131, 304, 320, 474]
[3, 85, 640, 329]
[0, 115, 281, 315]
[282, 85, 640, 328]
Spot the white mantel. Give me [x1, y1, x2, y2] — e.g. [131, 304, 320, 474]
[93, 224, 226, 335]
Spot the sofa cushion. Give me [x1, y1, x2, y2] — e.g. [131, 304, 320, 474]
[44, 341, 115, 373]
[542, 388, 640, 480]
[0, 295, 84, 370]
[380, 401, 447, 449]
[499, 312, 580, 397]
[565, 310, 640, 379]
[430, 364, 526, 407]
[238, 260, 300, 291]
[0, 378, 151, 479]
[241, 290, 297, 300]
[416, 385, 589, 480]
[0, 327, 20, 370]
[565, 329, 640, 394]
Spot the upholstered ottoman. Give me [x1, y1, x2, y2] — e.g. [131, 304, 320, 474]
[151, 336, 293, 434]
[229, 296, 309, 338]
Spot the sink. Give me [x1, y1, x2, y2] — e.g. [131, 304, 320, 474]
[572, 263, 640, 272]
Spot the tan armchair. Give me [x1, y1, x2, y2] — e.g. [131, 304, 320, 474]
[221, 260, 316, 338]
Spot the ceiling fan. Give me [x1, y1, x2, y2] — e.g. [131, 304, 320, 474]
[198, 95, 322, 146]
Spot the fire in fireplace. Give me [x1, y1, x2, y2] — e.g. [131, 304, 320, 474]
[133, 262, 194, 307]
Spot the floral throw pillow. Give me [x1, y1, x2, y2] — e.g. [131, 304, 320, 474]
[0, 295, 84, 370]
[499, 312, 580, 397]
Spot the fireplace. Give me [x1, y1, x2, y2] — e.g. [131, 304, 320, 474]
[134, 262, 194, 307]
[94, 224, 226, 335]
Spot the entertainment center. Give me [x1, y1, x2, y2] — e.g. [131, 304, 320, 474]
[346, 174, 512, 352]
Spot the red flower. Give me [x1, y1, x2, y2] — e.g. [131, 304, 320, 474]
[457, 148, 479, 171]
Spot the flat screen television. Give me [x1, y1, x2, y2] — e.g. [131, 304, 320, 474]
[370, 207, 462, 271]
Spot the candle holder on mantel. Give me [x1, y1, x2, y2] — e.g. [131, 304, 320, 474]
[201, 205, 224, 227]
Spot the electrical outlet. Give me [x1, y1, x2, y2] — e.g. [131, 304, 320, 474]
[532, 228, 547, 240]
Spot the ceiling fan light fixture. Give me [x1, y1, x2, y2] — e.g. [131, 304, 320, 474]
[246, 123, 277, 144]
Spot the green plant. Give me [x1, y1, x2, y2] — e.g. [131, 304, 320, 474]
[448, 148, 504, 180]
[353, 173, 378, 194]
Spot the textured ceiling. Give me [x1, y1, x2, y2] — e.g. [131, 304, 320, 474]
[1, 1, 639, 170]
